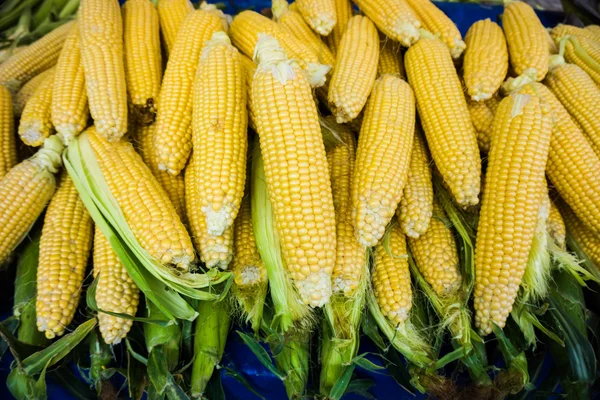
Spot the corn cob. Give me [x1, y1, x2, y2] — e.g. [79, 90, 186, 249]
[585, 24, 600, 41]
[372, 223, 412, 326]
[93, 225, 140, 345]
[131, 123, 186, 220]
[378, 38, 404, 78]
[328, 16, 379, 123]
[14, 69, 54, 117]
[36, 173, 93, 339]
[251, 35, 336, 307]
[0, 46, 26, 64]
[295, 0, 336, 35]
[546, 29, 559, 54]
[79, 0, 128, 142]
[157, 0, 194, 56]
[408, 200, 461, 297]
[474, 85, 553, 334]
[405, 0, 465, 58]
[18, 69, 55, 147]
[405, 37, 481, 207]
[192, 32, 247, 238]
[324, 0, 352, 54]
[0, 136, 64, 265]
[86, 126, 195, 269]
[552, 24, 598, 42]
[0, 21, 73, 93]
[352, 75, 415, 247]
[185, 154, 234, 269]
[397, 130, 433, 239]
[154, 9, 226, 176]
[0, 85, 17, 178]
[463, 19, 508, 101]
[323, 118, 366, 295]
[560, 200, 600, 268]
[502, 2, 549, 81]
[123, 0, 162, 124]
[51, 23, 89, 145]
[240, 55, 257, 131]
[467, 95, 501, 153]
[352, 0, 420, 47]
[545, 59, 600, 157]
[548, 199, 566, 250]
[232, 194, 266, 288]
[230, 10, 331, 87]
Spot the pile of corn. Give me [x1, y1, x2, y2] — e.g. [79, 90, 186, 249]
[1, 0, 600, 398]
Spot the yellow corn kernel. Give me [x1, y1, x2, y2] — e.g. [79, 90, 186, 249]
[0, 21, 73, 93]
[51, 23, 89, 145]
[93, 225, 140, 345]
[154, 9, 225, 176]
[467, 95, 501, 153]
[86, 126, 195, 269]
[372, 223, 412, 326]
[406, 0, 465, 58]
[232, 194, 266, 287]
[36, 173, 93, 339]
[123, 0, 162, 124]
[79, 0, 128, 142]
[352, 75, 415, 246]
[157, 0, 194, 56]
[377, 38, 404, 78]
[19, 69, 55, 147]
[240, 55, 257, 131]
[0, 86, 17, 178]
[324, 0, 352, 54]
[295, 0, 336, 35]
[251, 35, 336, 307]
[409, 200, 461, 297]
[14, 68, 54, 116]
[548, 199, 566, 250]
[352, 0, 420, 47]
[405, 37, 481, 207]
[502, 2, 549, 81]
[560, 200, 600, 268]
[131, 123, 186, 220]
[0, 136, 64, 264]
[328, 16, 379, 123]
[463, 19, 508, 101]
[398, 130, 433, 239]
[474, 85, 553, 334]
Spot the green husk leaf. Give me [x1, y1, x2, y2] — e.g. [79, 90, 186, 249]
[273, 332, 310, 399]
[48, 366, 97, 400]
[327, 362, 355, 400]
[127, 343, 147, 400]
[237, 331, 286, 380]
[352, 354, 386, 372]
[125, 338, 149, 366]
[0, 317, 19, 360]
[223, 366, 266, 400]
[88, 329, 112, 389]
[492, 324, 531, 393]
[144, 301, 181, 372]
[344, 379, 376, 400]
[148, 346, 170, 395]
[0, 322, 42, 363]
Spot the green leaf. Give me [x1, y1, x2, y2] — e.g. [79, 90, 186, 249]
[352, 354, 386, 373]
[125, 339, 148, 366]
[223, 366, 265, 400]
[164, 377, 191, 400]
[205, 370, 226, 400]
[328, 363, 355, 400]
[361, 310, 386, 351]
[345, 379, 376, 400]
[148, 347, 170, 395]
[0, 322, 48, 365]
[237, 331, 286, 380]
[48, 366, 98, 400]
[0, 317, 20, 360]
[127, 344, 147, 400]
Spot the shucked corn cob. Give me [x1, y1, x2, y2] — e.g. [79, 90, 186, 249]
[551, 27, 600, 86]
[295, 0, 337, 35]
[585, 24, 600, 41]
[0, 136, 64, 265]
[474, 84, 553, 334]
[240, 55, 257, 131]
[14, 69, 54, 117]
[559, 200, 600, 268]
[548, 199, 566, 250]
[157, 0, 194, 56]
[352, 75, 415, 247]
[467, 95, 501, 153]
[551, 24, 598, 43]
[232, 195, 266, 289]
[19, 69, 56, 147]
[0, 86, 17, 178]
[378, 38, 404, 78]
[352, 0, 420, 47]
[154, 8, 226, 176]
[324, 0, 352, 54]
[36, 173, 93, 339]
[405, 36, 481, 207]
[251, 35, 336, 307]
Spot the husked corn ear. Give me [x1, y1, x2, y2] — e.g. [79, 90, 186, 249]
[352, 0, 420, 47]
[372, 223, 412, 326]
[185, 155, 234, 269]
[36, 173, 93, 339]
[405, 0, 465, 58]
[328, 16, 379, 123]
[324, 0, 352, 54]
[86, 126, 195, 269]
[467, 95, 501, 153]
[409, 200, 461, 297]
[398, 130, 433, 238]
[0, 86, 17, 178]
[503, 2, 549, 81]
[405, 37, 481, 207]
[79, 0, 128, 142]
[240, 55, 257, 131]
[132, 123, 186, 220]
[233, 195, 266, 287]
[154, 9, 225, 176]
[551, 24, 598, 42]
[560, 200, 600, 267]
[548, 199, 566, 249]
[0, 136, 64, 264]
[585, 24, 600, 40]
[296, 0, 336, 35]
[463, 19, 508, 101]
[0, 46, 26, 64]
[474, 85, 553, 334]
[251, 35, 336, 307]
[51, 23, 89, 145]
[545, 60, 600, 157]
[546, 29, 558, 54]
[352, 75, 415, 246]
[561, 37, 600, 86]
[14, 69, 53, 116]
[0, 21, 73, 93]
[93, 225, 140, 345]
[123, 0, 162, 124]
[19, 69, 55, 147]
[230, 10, 331, 87]
[378, 38, 404, 78]
[324, 118, 366, 296]
[157, 0, 194, 56]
